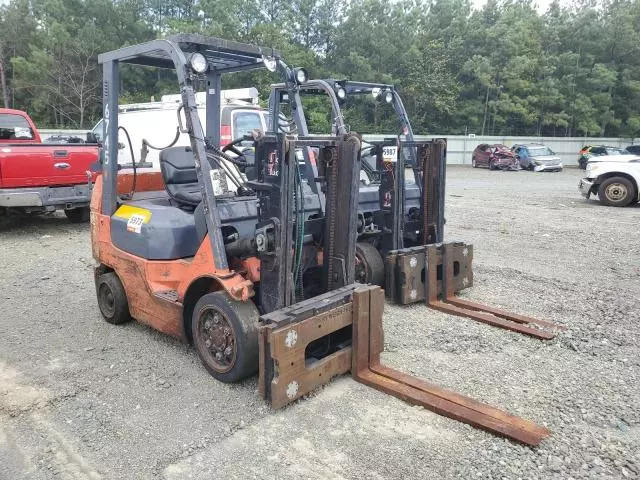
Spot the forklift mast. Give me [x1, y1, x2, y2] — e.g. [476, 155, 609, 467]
[269, 79, 446, 249]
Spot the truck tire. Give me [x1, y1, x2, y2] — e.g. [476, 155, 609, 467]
[95, 272, 132, 325]
[192, 292, 259, 383]
[597, 176, 636, 207]
[65, 206, 90, 223]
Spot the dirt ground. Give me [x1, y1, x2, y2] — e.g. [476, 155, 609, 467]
[1, 166, 638, 480]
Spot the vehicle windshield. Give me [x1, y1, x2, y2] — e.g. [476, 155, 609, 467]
[0, 113, 34, 140]
[528, 146, 554, 156]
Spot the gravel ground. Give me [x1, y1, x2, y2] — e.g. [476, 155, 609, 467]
[1, 166, 638, 480]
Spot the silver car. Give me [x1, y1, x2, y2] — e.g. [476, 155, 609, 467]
[512, 144, 563, 172]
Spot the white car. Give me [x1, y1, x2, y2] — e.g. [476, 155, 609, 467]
[578, 154, 640, 207]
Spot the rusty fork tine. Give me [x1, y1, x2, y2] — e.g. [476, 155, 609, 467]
[421, 244, 564, 339]
[353, 286, 550, 447]
[445, 297, 566, 330]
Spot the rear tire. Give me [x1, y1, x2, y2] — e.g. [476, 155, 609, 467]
[192, 292, 259, 383]
[598, 177, 636, 207]
[96, 272, 131, 325]
[355, 242, 385, 287]
[65, 206, 90, 223]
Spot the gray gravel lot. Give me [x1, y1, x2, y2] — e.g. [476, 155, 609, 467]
[1, 166, 638, 480]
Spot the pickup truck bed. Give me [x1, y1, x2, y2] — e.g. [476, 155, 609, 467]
[0, 143, 99, 217]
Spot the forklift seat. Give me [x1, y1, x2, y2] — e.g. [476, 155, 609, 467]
[159, 146, 202, 209]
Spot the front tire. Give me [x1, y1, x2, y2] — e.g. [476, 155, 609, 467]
[355, 242, 385, 287]
[598, 177, 636, 207]
[96, 272, 131, 325]
[192, 292, 259, 383]
[471, 157, 477, 168]
[65, 206, 90, 223]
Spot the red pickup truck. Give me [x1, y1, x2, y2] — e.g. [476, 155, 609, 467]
[0, 108, 99, 222]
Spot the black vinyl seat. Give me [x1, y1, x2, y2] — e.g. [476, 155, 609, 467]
[159, 146, 202, 209]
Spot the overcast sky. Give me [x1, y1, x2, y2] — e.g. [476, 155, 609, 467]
[472, 0, 556, 13]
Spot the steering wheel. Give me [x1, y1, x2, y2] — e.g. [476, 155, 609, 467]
[221, 135, 253, 164]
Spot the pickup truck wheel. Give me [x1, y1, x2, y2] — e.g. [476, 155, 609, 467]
[65, 206, 90, 223]
[96, 272, 131, 325]
[598, 177, 636, 207]
[192, 292, 259, 383]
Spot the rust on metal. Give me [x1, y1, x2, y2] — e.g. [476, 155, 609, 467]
[387, 241, 564, 340]
[259, 284, 551, 446]
[350, 286, 550, 446]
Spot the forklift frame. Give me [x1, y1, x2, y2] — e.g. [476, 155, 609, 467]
[98, 34, 285, 273]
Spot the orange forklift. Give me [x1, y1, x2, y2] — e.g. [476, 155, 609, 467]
[92, 34, 360, 382]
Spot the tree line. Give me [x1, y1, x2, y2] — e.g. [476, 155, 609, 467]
[1, 0, 640, 137]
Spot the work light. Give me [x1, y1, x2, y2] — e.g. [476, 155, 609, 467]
[336, 86, 347, 100]
[292, 67, 308, 84]
[384, 90, 393, 103]
[189, 53, 208, 74]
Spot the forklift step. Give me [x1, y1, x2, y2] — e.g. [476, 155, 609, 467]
[259, 284, 551, 446]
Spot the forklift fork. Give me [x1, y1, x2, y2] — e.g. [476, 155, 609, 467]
[259, 285, 551, 446]
[425, 243, 565, 339]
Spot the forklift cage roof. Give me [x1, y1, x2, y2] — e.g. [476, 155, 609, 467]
[98, 34, 280, 75]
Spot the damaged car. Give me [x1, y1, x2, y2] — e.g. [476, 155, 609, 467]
[512, 143, 563, 172]
[471, 144, 519, 170]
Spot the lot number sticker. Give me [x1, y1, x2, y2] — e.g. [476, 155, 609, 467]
[382, 146, 398, 163]
[127, 214, 146, 234]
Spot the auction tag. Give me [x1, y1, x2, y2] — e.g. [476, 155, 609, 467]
[382, 145, 398, 163]
[126, 214, 145, 233]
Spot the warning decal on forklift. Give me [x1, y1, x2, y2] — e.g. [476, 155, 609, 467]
[382, 146, 398, 163]
[114, 205, 152, 234]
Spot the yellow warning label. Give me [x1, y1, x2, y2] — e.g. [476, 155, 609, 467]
[114, 205, 152, 222]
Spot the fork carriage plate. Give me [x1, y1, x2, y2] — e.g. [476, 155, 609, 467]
[258, 284, 551, 446]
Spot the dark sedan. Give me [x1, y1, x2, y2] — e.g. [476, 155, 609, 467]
[471, 144, 519, 170]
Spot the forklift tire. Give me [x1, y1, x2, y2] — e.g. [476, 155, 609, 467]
[96, 272, 132, 325]
[65, 207, 90, 223]
[355, 242, 385, 287]
[192, 292, 259, 383]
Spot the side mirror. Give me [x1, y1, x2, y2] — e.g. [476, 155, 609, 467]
[86, 132, 99, 144]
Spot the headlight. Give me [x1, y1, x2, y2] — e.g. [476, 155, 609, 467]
[336, 86, 346, 100]
[292, 67, 307, 84]
[189, 53, 208, 73]
[263, 56, 277, 72]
